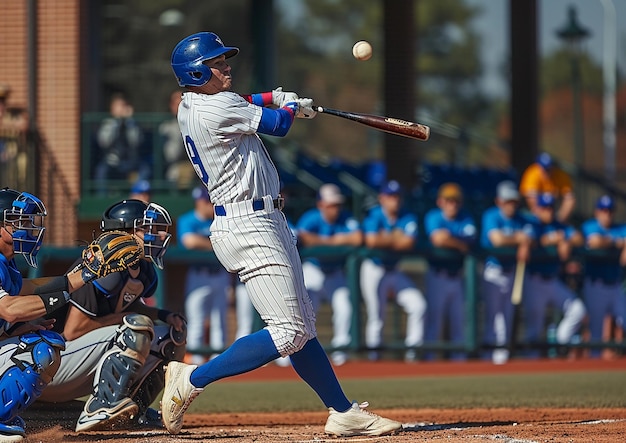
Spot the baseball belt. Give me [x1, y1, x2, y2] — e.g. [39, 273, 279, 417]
[215, 196, 284, 217]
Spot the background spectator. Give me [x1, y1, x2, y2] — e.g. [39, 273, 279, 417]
[519, 152, 575, 223]
[94, 92, 146, 195]
[159, 91, 195, 189]
[297, 183, 362, 366]
[360, 180, 426, 362]
[424, 182, 476, 361]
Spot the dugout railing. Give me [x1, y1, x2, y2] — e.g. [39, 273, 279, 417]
[25, 244, 626, 360]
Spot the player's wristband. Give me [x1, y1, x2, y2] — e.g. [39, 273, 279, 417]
[33, 276, 69, 294]
[38, 291, 71, 315]
[241, 92, 273, 107]
[157, 309, 172, 323]
[79, 264, 97, 284]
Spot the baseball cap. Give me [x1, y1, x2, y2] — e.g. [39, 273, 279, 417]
[318, 183, 344, 204]
[596, 195, 615, 211]
[192, 185, 210, 201]
[536, 152, 553, 170]
[496, 180, 520, 201]
[537, 193, 555, 208]
[438, 182, 463, 200]
[380, 180, 402, 195]
[130, 179, 151, 194]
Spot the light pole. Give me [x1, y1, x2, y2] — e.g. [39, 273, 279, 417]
[555, 5, 590, 172]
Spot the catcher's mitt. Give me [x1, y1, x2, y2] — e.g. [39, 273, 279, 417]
[80, 231, 143, 283]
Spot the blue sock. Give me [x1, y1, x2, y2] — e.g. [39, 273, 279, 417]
[190, 329, 280, 387]
[289, 338, 352, 412]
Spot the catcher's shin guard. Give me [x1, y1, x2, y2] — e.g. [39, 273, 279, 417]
[81, 314, 153, 419]
[132, 324, 186, 415]
[0, 330, 65, 422]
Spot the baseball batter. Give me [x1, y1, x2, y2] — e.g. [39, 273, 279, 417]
[38, 199, 187, 432]
[423, 183, 476, 361]
[161, 32, 401, 437]
[525, 193, 586, 357]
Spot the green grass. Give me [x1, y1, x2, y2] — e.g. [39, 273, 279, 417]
[183, 371, 626, 413]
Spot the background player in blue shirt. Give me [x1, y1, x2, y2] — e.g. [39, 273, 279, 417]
[581, 195, 626, 358]
[297, 184, 361, 366]
[525, 193, 586, 357]
[480, 181, 535, 364]
[360, 180, 426, 362]
[178, 186, 234, 364]
[424, 183, 476, 361]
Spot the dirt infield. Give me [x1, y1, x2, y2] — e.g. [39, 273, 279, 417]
[23, 358, 626, 442]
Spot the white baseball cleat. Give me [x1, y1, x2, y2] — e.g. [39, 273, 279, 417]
[0, 416, 26, 442]
[324, 401, 402, 437]
[75, 397, 139, 432]
[161, 361, 204, 434]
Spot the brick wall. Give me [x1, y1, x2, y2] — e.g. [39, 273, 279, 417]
[0, 0, 81, 246]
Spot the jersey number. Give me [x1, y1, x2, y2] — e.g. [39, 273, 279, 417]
[184, 135, 209, 185]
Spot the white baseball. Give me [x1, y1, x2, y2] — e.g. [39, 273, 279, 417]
[352, 41, 372, 61]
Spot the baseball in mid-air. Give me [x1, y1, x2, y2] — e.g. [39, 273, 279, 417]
[352, 40, 373, 61]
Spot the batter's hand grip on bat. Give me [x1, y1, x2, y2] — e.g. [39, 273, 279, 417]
[314, 106, 430, 141]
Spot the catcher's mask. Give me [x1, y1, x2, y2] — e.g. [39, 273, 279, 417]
[101, 199, 172, 269]
[1, 190, 47, 268]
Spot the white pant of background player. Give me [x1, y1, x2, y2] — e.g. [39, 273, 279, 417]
[302, 262, 352, 365]
[184, 267, 230, 363]
[360, 258, 426, 360]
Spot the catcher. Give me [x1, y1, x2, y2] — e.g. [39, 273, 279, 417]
[0, 188, 141, 442]
[37, 199, 187, 432]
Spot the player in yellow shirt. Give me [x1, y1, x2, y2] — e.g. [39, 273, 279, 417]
[519, 152, 575, 222]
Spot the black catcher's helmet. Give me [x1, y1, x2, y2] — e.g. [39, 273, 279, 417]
[101, 199, 172, 269]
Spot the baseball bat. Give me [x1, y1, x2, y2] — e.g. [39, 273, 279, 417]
[313, 106, 430, 141]
[510, 260, 525, 305]
[509, 260, 526, 356]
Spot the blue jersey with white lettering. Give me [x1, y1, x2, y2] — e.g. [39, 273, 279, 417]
[0, 254, 24, 334]
[480, 206, 535, 269]
[581, 219, 625, 282]
[362, 206, 418, 268]
[297, 208, 360, 272]
[425, 208, 476, 273]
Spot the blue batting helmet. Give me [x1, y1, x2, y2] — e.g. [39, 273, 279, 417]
[171, 32, 239, 87]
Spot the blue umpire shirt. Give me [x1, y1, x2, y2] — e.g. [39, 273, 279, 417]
[362, 206, 418, 269]
[581, 218, 626, 284]
[480, 206, 535, 271]
[424, 208, 476, 275]
[296, 208, 360, 273]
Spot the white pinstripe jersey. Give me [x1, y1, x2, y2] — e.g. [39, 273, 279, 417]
[177, 91, 281, 205]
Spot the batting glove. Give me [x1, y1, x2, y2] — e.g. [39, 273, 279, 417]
[272, 87, 299, 108]
[295, 98, 317, 119]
